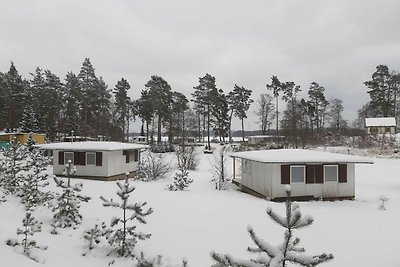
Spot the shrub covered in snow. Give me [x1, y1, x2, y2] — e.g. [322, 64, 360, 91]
[136, 151, 172, 181]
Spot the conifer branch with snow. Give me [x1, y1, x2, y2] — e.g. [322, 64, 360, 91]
[100, 173, 153, 258]
[211, 186, 334, 267]
[167, 150, 193, 191]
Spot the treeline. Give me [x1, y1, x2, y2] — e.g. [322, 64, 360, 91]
[0, 59, 394, 145]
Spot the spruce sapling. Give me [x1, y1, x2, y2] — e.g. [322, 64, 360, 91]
[167, 150, 193, 191]
[51, 161, 90, 232]
[20, 148, 52, 210]
[100, 173, 153, 257]
[0, 137, 29, 195]
[6, 211, 47, 262]
[82, 222, 113, 255]
[211, 186, 334, 267]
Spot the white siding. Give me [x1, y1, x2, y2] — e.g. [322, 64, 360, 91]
[52, 149, 139, 178]
[241, 159, 273, 197]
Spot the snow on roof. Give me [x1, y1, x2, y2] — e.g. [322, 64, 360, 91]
[365, 117, 396, 127]
[36, 141, 148, 151]
[230, 149, 373, 164]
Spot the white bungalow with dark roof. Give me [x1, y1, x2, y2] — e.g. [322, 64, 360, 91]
[230, 149, 373, 200]
[38, 142, 147, 181]
[365, 117, 396, 134]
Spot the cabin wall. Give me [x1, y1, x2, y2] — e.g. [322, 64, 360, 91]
[52, 149, 140, 178]
[240, 162, 357, 200]
[241, 159, 272, 197]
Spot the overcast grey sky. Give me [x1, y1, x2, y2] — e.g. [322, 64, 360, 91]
[1, 0, 400, 131]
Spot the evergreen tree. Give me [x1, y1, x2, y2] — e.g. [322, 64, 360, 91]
[137, 89, 155, 144]
[20, 148, 52, 210]
[6, 211, 47, 262]
[51, 161, 90, 232]
[211, 186, 334, 267]
[100, 173, 153, 257]
[145, 75, 173, 144]
[0, 137, 28, 195]
[3, 62, 26, 130]
[192, 73, 218, 148]
[266, 76, 283, 135]
[63, 72, 82, 136]
[211, 89, 229, 143]
[113, 78, 132, 142]
[364, 65, 400, 117]
[229, 84, 254, 142]
[307, 82, 328, 132]
[167, 150, 193, 191]
[82, 222, 112, 253]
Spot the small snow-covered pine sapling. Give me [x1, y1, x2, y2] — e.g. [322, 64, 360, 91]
[51, 161, 90, 232]
[378, 195, 389, 210]
[100, 173, 153, 257]
[82, 222, 113, 254]
[167, 151, 193, 191]
[0, 137, 29, 195]
[184, 146, 200, 170]
[20, 148, 52, 210]
[6, 211, 47, 262]
[211, 186, 334, 267]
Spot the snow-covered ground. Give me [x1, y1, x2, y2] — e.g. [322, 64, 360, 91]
[1, 146, 399, 266]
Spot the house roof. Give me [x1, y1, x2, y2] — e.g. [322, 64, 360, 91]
[230, 149, 374, 164]
[365, 117, 396, 127]
[36, 141, 148, 151]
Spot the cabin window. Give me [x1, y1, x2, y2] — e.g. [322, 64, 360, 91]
[385, 127, 391, 133]
[290, 165, 305, 183]
[64, 152, 74, 165]
[86, 152, 96, 165]
[324, 165, 338, 182]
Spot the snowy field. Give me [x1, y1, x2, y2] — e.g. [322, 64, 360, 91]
[1, 147, 400, 266]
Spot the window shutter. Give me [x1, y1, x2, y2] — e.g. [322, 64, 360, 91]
[96, 152, 103, 166]
[126, 150, 130, 163]
[281, 165, 290, 184]
[306, 165, 315, 184]
[315, 164, 323, 183]
[74, 152, 86, 166]
[58, 151, 64, 165]
[134, 150, 139, 162]
[338, 164, 347, 183]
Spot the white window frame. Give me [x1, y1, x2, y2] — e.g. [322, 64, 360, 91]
[86, 152, 96, 165]
[290, 165, 305, 183]
[64, 152, 74, 165]
[324, 165, 338, 182]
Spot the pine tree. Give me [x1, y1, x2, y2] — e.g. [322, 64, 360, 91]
[229, 84, 254, 142]
[211, 186, 334, 267]
[113, 78, 132, 142]
[100, 173, 153, 257]
[51, 161, 90, 232]
[0, 137, 28, 195]
[6, 211, 47, 262]
[167, 150, 193, 191]
[82, 221, 112, 253]
[19, 103, 39, 133]
[20, 148, 52, 210]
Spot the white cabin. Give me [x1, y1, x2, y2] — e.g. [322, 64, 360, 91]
[230, 149, 373, 200]
[38, 141, 147, 181]
[365, 117, 396, 134]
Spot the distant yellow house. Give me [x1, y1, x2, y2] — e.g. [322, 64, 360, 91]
[0, 133, 46, 147]
[365, 117, 396, 135]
